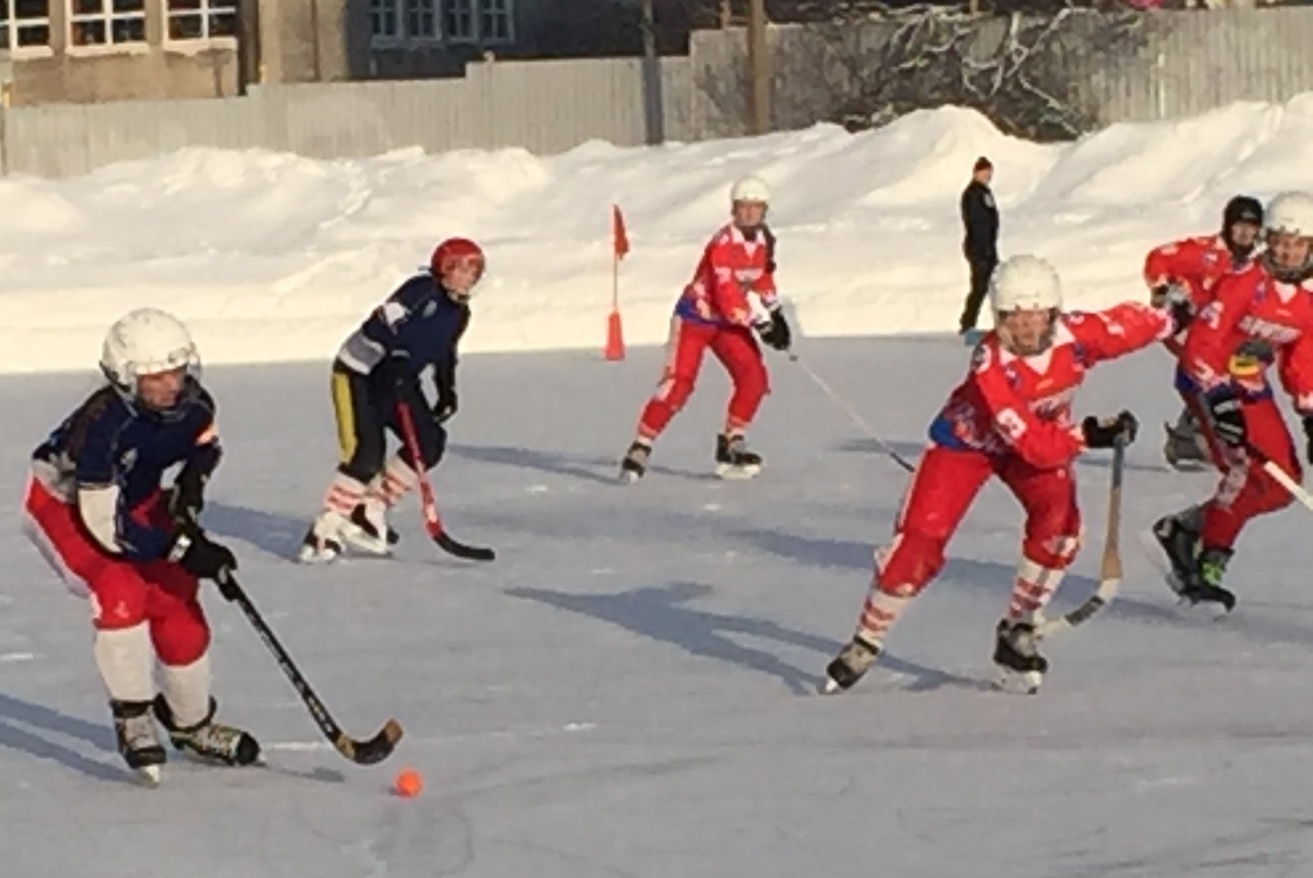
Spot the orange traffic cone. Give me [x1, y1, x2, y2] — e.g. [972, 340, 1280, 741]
[605, 309, 626, 361]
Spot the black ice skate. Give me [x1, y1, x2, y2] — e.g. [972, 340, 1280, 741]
[619, 440, 651, 483]
[1152, 514, 1235, 611]
[111, 699, 166, 784]
[1162, 410, 1209, 471]
[820, 636, 881, 693]
[715, 433, 763, 479]
[1180, 547, 1237, 612]
[154, 695, 261, 767]
[992, 619, 1048, 695]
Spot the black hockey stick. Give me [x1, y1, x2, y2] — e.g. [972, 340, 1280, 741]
[787, 350, 916, 473]
[217, 568, 403, 765]
[1036, 434, 1124, 639]
[395, 400, 496, 562]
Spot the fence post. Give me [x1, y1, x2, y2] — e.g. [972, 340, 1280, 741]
[0, 50, 10, 177]
[747, 0, 769, 134]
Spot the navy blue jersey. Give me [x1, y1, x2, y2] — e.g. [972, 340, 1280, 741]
[32, 380, 221, 561]
[336, 273, 471, 394]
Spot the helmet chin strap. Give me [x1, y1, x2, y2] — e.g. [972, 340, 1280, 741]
[1262, 249, 1313, 284]
[996, 308, 1058, 356]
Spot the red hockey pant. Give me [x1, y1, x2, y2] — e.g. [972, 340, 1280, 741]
[1201, 395, 1300, 549]
[22, 475, 209, 666]
[875, 445, 1082, 595]
[638, 316, 769, 439]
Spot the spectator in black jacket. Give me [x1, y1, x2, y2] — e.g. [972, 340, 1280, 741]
[958, 156, 999, 342]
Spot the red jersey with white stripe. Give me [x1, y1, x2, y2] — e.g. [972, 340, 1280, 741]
[674, 223, 778, 327]
[928, 303, 1174, 470]
[1183, 259, 1313, 409]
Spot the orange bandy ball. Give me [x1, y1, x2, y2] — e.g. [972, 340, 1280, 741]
[394, 768, 423, 797]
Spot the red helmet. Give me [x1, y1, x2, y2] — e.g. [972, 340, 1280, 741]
[430, 237, 485, 281]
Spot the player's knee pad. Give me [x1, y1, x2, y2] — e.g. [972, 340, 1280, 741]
[1022, 530, 1082, 570]
[339, 430, 387, 484]
[150, 599, 211, 667]
[399, 422, 447, 472]
[735, 362, 769, 401]
[875, 530, 947, 595]
[658, 375, 696, 413]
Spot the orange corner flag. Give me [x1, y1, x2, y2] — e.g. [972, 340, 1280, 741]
[612, 204, 630, 260]
[607, 204, 628, 360]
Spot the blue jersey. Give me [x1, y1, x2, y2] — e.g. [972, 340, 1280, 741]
[32, 380, 221, 562]
[336, 273, 471, 393]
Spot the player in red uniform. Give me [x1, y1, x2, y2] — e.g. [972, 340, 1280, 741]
[619, 176, 792, 482]
[1145, 196, 1263, 468]
[822, 255, 1176, 695]
[1153, 191, 1313, 611]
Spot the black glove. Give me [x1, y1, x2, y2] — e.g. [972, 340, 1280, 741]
[754, 308, 791, 352]
[166, 464, 207, 529]
[1081, 410, 1139, 449]
[169, 526, 238, 591]
[434, 387, 458, 424]
[1302, 416, 1313, 464]
[1151, 283, 1193, 335]
[1205, 385, 1246, 448]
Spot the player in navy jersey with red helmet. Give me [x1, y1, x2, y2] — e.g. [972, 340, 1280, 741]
[299, 237, 485, 563]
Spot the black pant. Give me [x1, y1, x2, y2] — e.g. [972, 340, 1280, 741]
[959, 253, 997, 333]
[330, 363, 446, 484]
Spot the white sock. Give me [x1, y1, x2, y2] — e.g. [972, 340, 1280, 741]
[158, 652, 212, 729]
[375, 455, 417, 507]
[94, 624, 154, 703]
[856, 587, 913, 646]
[1006, 556, 1068, 624]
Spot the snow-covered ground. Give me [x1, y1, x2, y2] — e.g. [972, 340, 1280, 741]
[4, 337, 1313, 877]
[3, 94, 1313, 373]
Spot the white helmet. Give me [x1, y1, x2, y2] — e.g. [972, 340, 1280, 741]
[989, 255, 1062, 313]
[100, 308, 200, 392]
[1265, 191, 1313, 237]
[730, 175, 770, 205]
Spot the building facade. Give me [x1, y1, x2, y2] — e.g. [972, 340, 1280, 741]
[0, 0, 538, 105]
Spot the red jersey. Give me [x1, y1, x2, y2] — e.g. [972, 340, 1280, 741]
[1183, 259, 1313, 410]
[928, 303, 1174, 470]
[1143, 234, 1235, 311]
[674, 223, 778, 327]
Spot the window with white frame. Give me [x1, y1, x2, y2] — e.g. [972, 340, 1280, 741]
[442, 0, 473, 41]
[371, 0, 437, 42]
[479, 0, 510, 42]
[166, 0, 238, 42]
[1, 1, 51, 51]
[69, 0, 145, 47]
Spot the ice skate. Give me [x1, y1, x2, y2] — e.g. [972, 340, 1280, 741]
[1162, 409, 1209, 471]
[1152, 513, 1235, 611]
[339, 501, 398, 556]
[297, 509, 347, 563]
[111, 699, 166, 784]
[619, 440, 651, 483]
[992, 619, 1048, 695]
[154, 695, 261, 767]
[714, 433, 762, 480]
[820, 636, 881, 693]
[1179, 547, 1237, 612]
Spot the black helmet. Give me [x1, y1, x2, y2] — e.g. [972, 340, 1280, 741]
[1223, 195, 1263, 230]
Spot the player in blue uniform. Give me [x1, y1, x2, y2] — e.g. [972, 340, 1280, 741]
[22, 308, 258, 783]
[299, 237, 485, 562]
